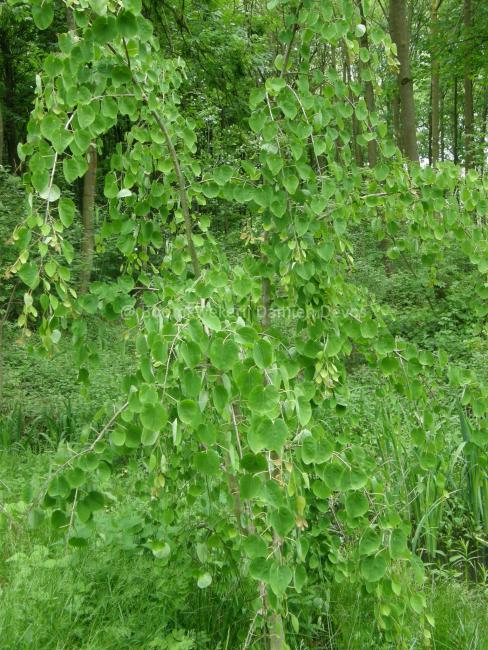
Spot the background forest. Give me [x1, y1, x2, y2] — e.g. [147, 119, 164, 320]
[1, 0, 488, 648]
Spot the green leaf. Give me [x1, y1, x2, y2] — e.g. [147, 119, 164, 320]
[242, 535, 267, 558]
[140, 403, 168, 431]
[18, 263, 40, 290]
[389, 528, 410, 560]
[177, 399, 201, 427]
[360, 318, 378, 339]
[248, 418, 288, 453]
[270, 507, 295, 537]
[269, 563, 293, 596]
[296, 396, 311, 426]
[141, 428, 159, 446]
[283, 172, 299, 195]
[361, 554, 387, 582]
[32, 0, 54, 29]
[117, 11, 138, 38]
[200, 310, 221, 332]
[58, 198, 75, 227]
[194, 450, 220, 476]
[253, 339, 273, 368]
[150, 541, 171, 559]
[266, 154, 283, 176]
[410, 593, 426, 614]
[265, 77, 286, 95]
[209, 338, 240, 371]
[240, 474, 261, 499]
[39, 184, 61, 202]
[301, 435, 317, 464]
[345, 492, 369, 518]
[77, 104, 96, 129]
[28, 507, 45, 529]
[65, 467, 86, 489]
[110, 428, 126, 446]
[197, 572, 212, 589]
[359, 529, 382, 556]
[213, 165, 233, 185]
[180, 341, 202, 368]
[64, 157, 88, 183]
[249, 557, 270, 582]
[92, 15, 118, 43]
[248, 385, 279, 415]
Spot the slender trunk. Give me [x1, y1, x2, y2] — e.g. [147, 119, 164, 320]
[430, 0, 441, 165]
[453, 77, 459, 164]
[481, 88, 488, 176]
[80, 144, 97, 293]
[440, 89, 445, 161]
[389, 0, 419, 162]
[0, 28, 19, 171]
[463, 0, 474, 170]
[428, 85, 433, 165]
[392, 91, 402, 148]
[151, 110, 201, 277]
[0, 284, 17, 408]
[0, 102, 4, 166]
[66, 3, 97, 295]
[66, 7, 76, 30]
[269, 612, 286, 650]
[345, 57, 363, 166]
[358, 0, 377, 166]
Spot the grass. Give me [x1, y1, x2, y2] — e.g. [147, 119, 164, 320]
[2, 449, 488, 649]
[0, 450, 257, 650]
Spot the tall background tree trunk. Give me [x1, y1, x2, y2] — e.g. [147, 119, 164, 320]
[389, 0, 419, 162]
[66, 7, 76, 30]
[463, 0, 474, 170]
[0, 102, 4, 166]
[453, 77, 459, 164]
[358, 0, 378, 167]
[430, 0, 441, 165]
[0, 30, 19, 171]
[440, 89, 445, 161]
[80, 144, 97, 294]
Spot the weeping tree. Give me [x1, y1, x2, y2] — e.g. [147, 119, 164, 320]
[9, 0, 488, 647]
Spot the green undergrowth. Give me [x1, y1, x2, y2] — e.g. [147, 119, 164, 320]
[1, 450, 488, 650]
[0, 320, 135, 449]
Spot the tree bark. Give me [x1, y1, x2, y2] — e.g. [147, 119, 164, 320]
[358, 0, 377, 167]
[481, 86, 488, 176]
[440, 89, 445, 161]
[0, 27, 19, 171]
[430, 0, 441, 165]
[0, 102, 4, 166]
[80, 144, 97, 293]
[389, 0, 419, 162]
[453, 77, 459, 164]
[66, 9, 76, 30]
[463, 0, 474, 170]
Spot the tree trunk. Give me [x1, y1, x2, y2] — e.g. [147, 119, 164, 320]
[345, 57, 363, 166]
[66, 7, 76, 30]
[440, 89, 445, 161]
[0, 28, 19, 171]
[430, 0, 440, 165]
[463, 0, 474, 170]
[80, 144, 97, 293]
[358, 0, 377, 166]
[453, 77, 459, 164]
[0, 102, 4, 166]
[389, 0, 419, 162]
[481, 86, 488, 176]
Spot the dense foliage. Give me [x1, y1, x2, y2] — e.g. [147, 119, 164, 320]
[1, 0, 488, 648]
